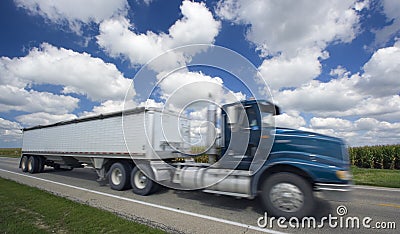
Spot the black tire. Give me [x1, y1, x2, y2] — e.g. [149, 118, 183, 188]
[131, 166, 157, 196]
[27, 156, 39, 174]
[20, 155, 29, 172]
[260, 172, 314, 218]
[108, 162, 132, 191]
[53, 163, 60, 170]
[37, 156, 45, 173]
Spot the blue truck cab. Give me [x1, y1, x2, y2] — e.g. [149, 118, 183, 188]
[220, 100, 352, 218]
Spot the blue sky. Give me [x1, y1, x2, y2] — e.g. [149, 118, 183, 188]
[0, 0, 399, 147]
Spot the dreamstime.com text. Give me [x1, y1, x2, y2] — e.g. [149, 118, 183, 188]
[257, 205, 397, 229]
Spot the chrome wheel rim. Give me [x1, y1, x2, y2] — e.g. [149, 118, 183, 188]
[270, 182, 304, 212]
[21, 157, 27, 171]
[27, 158, 33, 172]
[134, 171, 148, 189]
[111, 168, 122, 185]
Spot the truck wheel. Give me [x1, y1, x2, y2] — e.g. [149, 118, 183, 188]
[20, 155, 29, 172]
[27, 156, 39, 174]
[108, 162, 132, 191]
[261, 172, 314, 218]
[131, 166, 157, 196]
[37, 156, 45, 173]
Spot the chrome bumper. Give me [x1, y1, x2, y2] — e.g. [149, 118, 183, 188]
[314, 182, 352, 202]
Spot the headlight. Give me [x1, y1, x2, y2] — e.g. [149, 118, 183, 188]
[336, 170, 352, 180]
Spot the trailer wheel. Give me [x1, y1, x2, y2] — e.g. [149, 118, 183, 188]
[260, 172, 314, 218]
[108, 162, 132, 191]
[20, 155, 29, 172]
[27, 156, 39, 174]
[37, 156, 45, 173]
[131, 166, 158, 196]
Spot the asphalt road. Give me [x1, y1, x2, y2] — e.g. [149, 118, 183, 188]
[0, 157, 398, 234]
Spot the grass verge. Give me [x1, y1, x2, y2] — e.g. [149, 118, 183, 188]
[0, 148, 21, 158]
[0, 177, 165, 234]
[351, 166, 400, 188]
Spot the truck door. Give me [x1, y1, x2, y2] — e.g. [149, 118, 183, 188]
[219, 104, 261, 170]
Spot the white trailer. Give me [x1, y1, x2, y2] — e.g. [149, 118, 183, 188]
[20, 107, 188, 191]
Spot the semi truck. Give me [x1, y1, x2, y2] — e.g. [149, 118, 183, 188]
[19, 99, 352, 218]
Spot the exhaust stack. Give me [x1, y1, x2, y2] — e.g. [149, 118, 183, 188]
[206, 104, 217, 163]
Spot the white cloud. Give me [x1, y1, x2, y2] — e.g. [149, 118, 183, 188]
[0, 85, 79, 114]
[217, 0, 362, 92]
[216, 0, 398, 146]
[0, 118, 22, 143]
[306, 116, 400, 146]
[373, 0, 400, 46]
[271, 40, 400, 120]
[161, 71, 225, 109]
[330, 66, 352, 78]
[0, 43, 133, 102]
[356, 41, 400, 97]
[16, 112, 77, 127]
[354, 118, 379, 130]
[273, 69, 400, 120]
[269, 39, 400, 146]
[167, 1, 221, 49]
[97, 1, 221, 72]
[354, 0, 370, 11]
[14, 0, 128, 33]
[97, 17, 177, 71]
[273, 77, 362, 114]
[274, 111, 306, 129]
[345, 95, 400, 119]
[217, 0, 361, 57]
[259, 48, 325, 90]
[310, 117, 353, 131]
[80, 99, 137, 117]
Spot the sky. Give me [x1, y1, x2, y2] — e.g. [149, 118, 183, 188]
[0, 0, 399, 147]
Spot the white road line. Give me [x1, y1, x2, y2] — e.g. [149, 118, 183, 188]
[0, 169, 286, 234]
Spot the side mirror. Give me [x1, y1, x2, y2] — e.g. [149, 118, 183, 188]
[259, 101, 281, 116]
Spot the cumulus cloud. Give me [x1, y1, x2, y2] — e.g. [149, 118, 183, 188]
[217, 0, 361, 57]
[160, 71, 224, 107]
[0, 85, 79, 114]
[273, 71, 400, 120]
[273, 77, 362, 114]
[16, 112, 77, 127]
[307, 116, 400, 146]
[0, 118, 22, 143]
[14, 0, 128, 33]
[217, 0, 363, 92]
[259, 48, 326, 90]
[373, 0, 400, 46]
[97, 0, 221, 72]
[274, 111, 306, 129]
[0, 43, 135, 138]
[356, 40, 400, 97]
[0, 43, 133, 102]
[80, 99, 137, 117]
[96, 1, 228, 120]
[310, 117, 353, 131]
[266, 38, 400, 146]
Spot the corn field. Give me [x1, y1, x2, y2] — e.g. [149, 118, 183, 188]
[349, 145, 400, 169]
